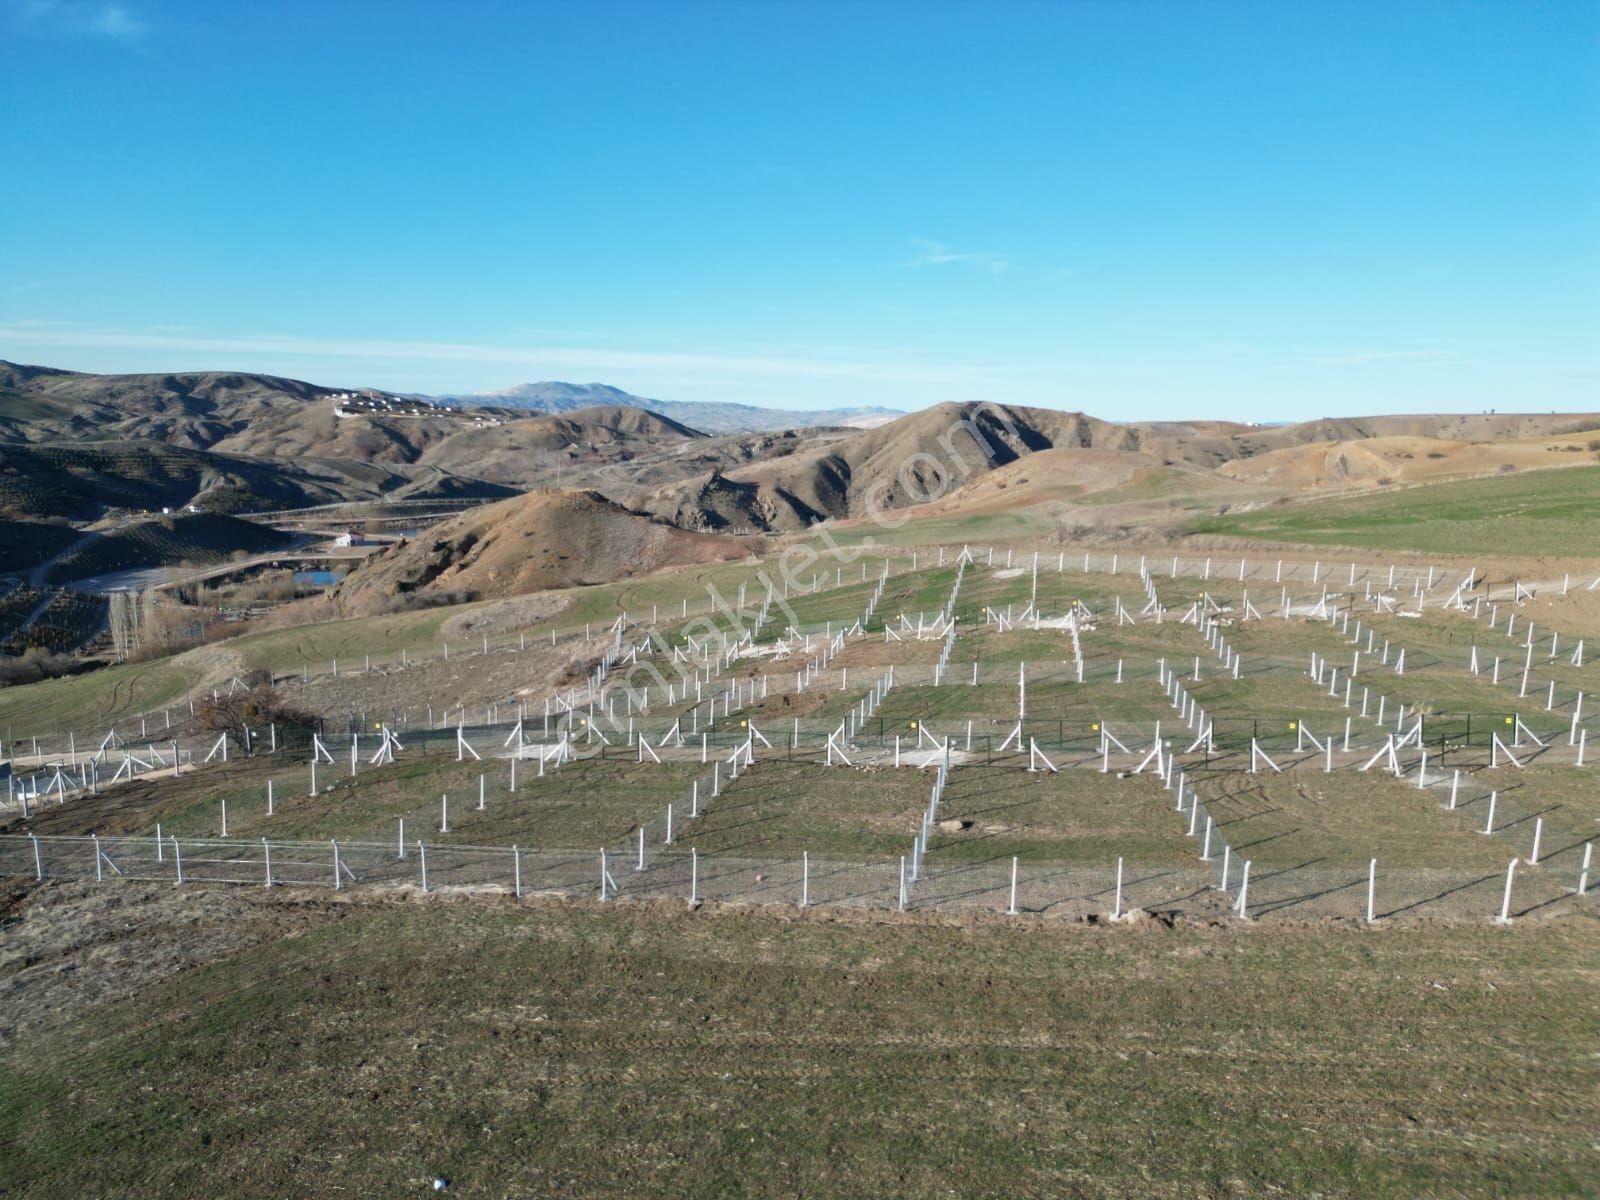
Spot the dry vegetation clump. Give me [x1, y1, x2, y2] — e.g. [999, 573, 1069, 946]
[359, 588, 480, 615]
[195, 683, 318, 744]
[120, 598, 228, 663]
[0, 647, 91, 686]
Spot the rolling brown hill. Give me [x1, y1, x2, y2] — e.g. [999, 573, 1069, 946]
[0, 360, 523, 464]
[417, 407, 855, 496]
[415, 405, 704, 486]
[640, 404, 1600, 533]
[11, 359, 1600, 552]
[642, 403, 1173, 532]
[333, 489, 765, 611]
[0, 440, 515, 521]
[1216, 430, 1600, 490]
[0, 363, 849, 507]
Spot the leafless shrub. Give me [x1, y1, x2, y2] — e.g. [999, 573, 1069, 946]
[196, 684, 317, 742]
[0, 648, 86, 686]
[363, 589, 479, 615]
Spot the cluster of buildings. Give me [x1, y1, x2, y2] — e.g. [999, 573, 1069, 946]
[330, 391, 501, 427]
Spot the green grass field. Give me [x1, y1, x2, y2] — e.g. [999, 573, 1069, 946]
[1186, 465, 1600, 557]
[927, 767, 1195, 865]
[0, 655, 194, 735]
[2, 887, 1595, 1198]
[2, 752, 699, 852]
[678, 759, 927, 859]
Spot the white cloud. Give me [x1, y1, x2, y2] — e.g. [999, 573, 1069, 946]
[0, 323, 1009, 388]
[1311, 349, 1449, 367]
[9, 1, 145, 39]
[89, 3, 140, 36]
[900, 238, 1010, 273]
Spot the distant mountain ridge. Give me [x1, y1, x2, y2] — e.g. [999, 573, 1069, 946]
[444, 381, 904, 434]
[8, 359, 1600, 543]
[0, 360, 863, 512]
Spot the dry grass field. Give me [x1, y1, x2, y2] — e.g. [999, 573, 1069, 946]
[1, 883, 1596, 1198]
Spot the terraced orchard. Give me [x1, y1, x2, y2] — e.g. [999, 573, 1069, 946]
[4, 547, 1594, 929]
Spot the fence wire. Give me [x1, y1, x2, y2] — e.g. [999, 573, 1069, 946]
[3, 834, 1586, 924]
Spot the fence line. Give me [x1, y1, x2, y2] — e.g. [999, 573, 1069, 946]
[9, 545, 1526, 749]
[2, 833, 1587, 925]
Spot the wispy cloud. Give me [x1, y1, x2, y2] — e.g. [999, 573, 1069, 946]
[1311, 349, 1450, 368]
[900, 238, 1011, 273]
[0, 323, 1011, 387]
[8, 0, 145, 39]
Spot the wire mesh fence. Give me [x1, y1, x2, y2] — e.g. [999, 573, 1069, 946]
[3, 834, 1587, 925]
[5, 545, 1529, 748]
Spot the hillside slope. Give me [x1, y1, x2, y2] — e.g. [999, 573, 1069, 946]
[333, 489, 765, 610]
[416, 405, 703, 486]
[0, 360, 522, 464]
[43, 513, 295, 585]
[643, 404, 1600, 533]
[0, 362, 847, 501]
[0, 440, 515, 521]
[1216, 431, 1600, 490]
[420, 408, 855, 496]
[644, 402, 1163, 531]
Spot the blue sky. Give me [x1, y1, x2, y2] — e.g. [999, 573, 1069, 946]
[2, 1, 1596, 419]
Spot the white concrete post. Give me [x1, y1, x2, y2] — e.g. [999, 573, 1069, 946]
[1495, 859, 1519, 924]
